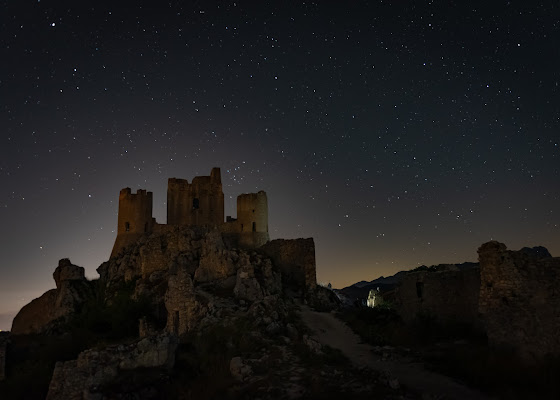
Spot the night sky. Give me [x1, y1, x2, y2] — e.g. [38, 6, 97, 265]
[1, 1, 559, 330]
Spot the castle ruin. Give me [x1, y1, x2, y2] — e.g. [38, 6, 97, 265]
[111, 167, 269, 257]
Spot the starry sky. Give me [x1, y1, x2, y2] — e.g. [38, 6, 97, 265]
[1, 1, 559, 330]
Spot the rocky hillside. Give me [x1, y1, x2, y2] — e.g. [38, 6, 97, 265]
[2, 227, 415, 399]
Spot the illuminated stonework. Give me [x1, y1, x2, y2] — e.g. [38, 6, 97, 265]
[111, 167, 270, 257]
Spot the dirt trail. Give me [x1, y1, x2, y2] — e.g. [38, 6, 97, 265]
[300, 307, 493, 400]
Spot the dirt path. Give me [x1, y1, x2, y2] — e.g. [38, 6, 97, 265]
[300, 307, 493, 400]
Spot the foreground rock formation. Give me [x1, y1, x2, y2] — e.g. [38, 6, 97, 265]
[6, 221, 344, 399]
[11, 259, 91, 335]
[46, 334, 177, 400]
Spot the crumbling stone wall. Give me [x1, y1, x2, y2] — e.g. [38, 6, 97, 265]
[260, 238, 317, 295]
[478, 241, 560, 359]
[167, 167, 224, 227]
[394, 267, 481, 327]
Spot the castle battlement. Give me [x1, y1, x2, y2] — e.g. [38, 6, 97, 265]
[111, 168, 269, 257]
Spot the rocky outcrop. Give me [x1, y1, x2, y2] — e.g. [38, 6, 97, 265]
[194, 229, 236, 283]
[230, 356, 253, 382]
[478, 241, 560, 359]
[11, 259, 91, 335]
[46, 334, 178, 400]
[98, 225, 205, 288]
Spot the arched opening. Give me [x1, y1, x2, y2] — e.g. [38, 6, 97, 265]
[252, 222, 256, 232]
[125, 222, 130, 232]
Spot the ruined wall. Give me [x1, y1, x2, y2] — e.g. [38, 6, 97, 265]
[111, 188, 154, 258]
[478, 241, 560, 359]
[260, 238, 317, 294]
[167, 167, 224, 227]
[394, 267, 481, 328]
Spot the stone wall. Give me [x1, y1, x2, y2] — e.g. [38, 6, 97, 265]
[260, 238, 317, 295]
[394, 267, 481, 327]
[167, 167, 224, 227]
[478, 241, 560, 359]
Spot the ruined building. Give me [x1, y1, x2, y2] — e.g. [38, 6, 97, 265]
[392, 242, 560, 359]
[111, 167, 269, 257]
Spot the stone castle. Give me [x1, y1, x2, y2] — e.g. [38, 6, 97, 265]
[111, 167, 269, 257]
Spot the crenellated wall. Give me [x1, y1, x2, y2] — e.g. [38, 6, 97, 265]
[111, 168, 270, 259]
[111, 188, 154, 257]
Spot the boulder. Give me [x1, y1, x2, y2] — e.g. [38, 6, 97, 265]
[12, 259, 91, 335]
[53, 258, 85, 288]
[233, 263, 264, 302]
[230, 356, 253, 382]
[46, 334, 178, 400]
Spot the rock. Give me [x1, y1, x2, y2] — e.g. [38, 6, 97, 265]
[233, 263, 264, 302]
[195, 229, 236, 283]
[388, 378, 400, 389]
[265, 321, 282, 335]
[12, 259, 91, 335]
[230, 356, 253, 382]
[519, 246, 552, 259]
[303, 334, 323, 354]
[286, 323, 298, 339]
[46, 334, 177, 400]
[53, 258, 86, 288]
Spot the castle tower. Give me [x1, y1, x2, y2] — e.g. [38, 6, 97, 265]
[236, 190, 269, 247]
[111, 188, 154, 257]
[167, 167, 224, 227]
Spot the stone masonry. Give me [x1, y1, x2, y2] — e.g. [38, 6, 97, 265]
[394, 266, 481, 328]
[478, 241, 560, 359]
[112, 168, 269, 257]
[260, 238, 317, 295]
